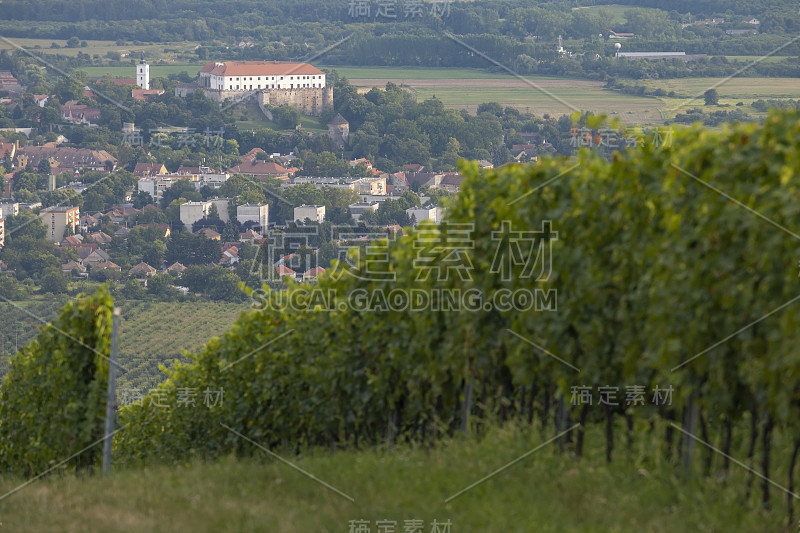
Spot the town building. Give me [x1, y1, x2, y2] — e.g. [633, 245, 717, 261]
[138, 175, 196, 203]
[39, 205, 80, 241]
[352, 176, 386, 196]
[0, 201, 19, 217]
[236, 203, 269, 229]
[406, 206, 444, 226]
[0, 71, 22, 94]
[131, 89, 164, 100]
[349, 202, 379, 222]
[227, 159, 290, 180]
[179, 201, 212, 229]
[208, 198, 230, 223]
[60, 101, 101, 125]
[17, 146, 116, 173]
[294, 204, 325, 223]
[133, 162, 168, 177]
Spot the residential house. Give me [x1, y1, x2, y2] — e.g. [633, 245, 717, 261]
[60, 101, 101, 125]
[74, 243, 99, 261]
[131, 89, 165, 100]
[439, 174, 465, 193]
[86, 231, 113, 245]
[80, 214, 100, 232]
[0, 71, 22, 93]
[220, 246, 239, 265]
[138, 223, 171, 239]
[275, 264, 297, 280]
[166, 262, 187, 276]
[303, 266, 326, 280]
[62, 235, 83, 247]
[61, 260, 86, 276]
[33, 95, 51, 107]
[130, 262, 157, 277]
[227, 159, 290, 180]
[133, 162, 168, 177]
[92, 260, 122, 272]
[239, 229, 262, 243]
[114, 227, 131, 238]
[82, 248, 112, 268]
[196, 227, 221, 240]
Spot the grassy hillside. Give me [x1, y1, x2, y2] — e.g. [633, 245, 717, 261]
[0, 299, 249, 391]
[0, 423, 790, 532]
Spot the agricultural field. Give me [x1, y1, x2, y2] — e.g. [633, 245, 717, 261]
[0, 299, 250, 392]
[0, 37, 200, 60]
[115, 300, 251, 392]
[332, 67, 800, 123]
[328, 67, 664, 123]
[648, 77, 800, 100]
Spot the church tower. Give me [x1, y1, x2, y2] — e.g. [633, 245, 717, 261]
[137, 57, 150, 90]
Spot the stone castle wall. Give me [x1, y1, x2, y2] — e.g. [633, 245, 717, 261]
[180, 86, 334, 117]
[259, 86, 333, 117]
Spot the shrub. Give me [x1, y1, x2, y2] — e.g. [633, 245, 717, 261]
[0, 287, 113, 476]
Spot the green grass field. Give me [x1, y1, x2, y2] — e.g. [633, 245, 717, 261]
[80, 64, 202, 79]
[0, 422, 792, 532]
[571, 4, 632, 26]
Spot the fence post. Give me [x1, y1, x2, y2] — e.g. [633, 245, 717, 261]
[102, 307, 121, 477]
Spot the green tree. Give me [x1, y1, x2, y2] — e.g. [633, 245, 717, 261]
[40, 270, 68, 294]
[704, 89, 720, 106]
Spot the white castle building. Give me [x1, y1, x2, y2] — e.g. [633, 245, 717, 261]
[175, 61, 333, 116]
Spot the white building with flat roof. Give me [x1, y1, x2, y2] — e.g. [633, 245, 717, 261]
[179, 201, 212, 230]
[208, 198, 230, 223]
[406, 206, 444, 226]
[348, 202, 379, 222]
[237, 203, 269, 229]
[293, 204, 325, 223]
